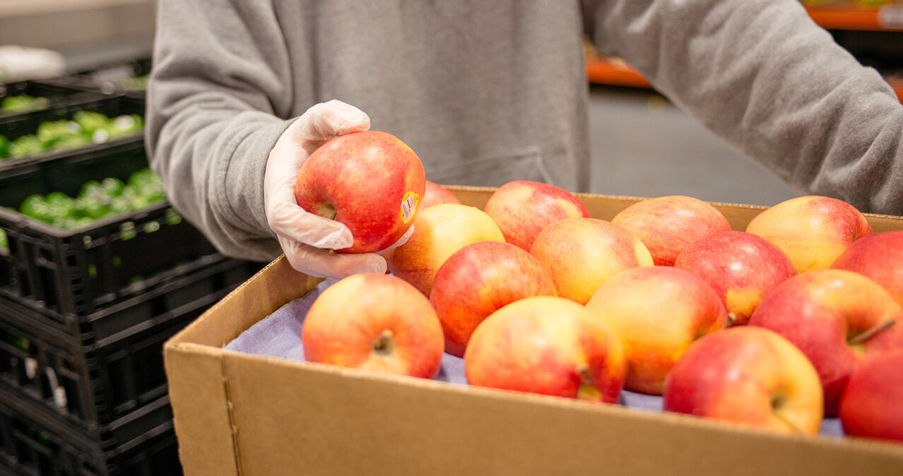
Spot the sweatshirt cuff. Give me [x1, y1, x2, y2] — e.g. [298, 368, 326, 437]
[217, 112, 295, 238]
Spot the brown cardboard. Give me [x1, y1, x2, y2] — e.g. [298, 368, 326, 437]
[165, 187, 903, 476]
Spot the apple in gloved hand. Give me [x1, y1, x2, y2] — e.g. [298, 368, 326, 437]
[483, 180, 589, 252]
[465, 296, 626, 403]
[295, 130, 426, 253]
[663, 327, 823, 435]
[748, 270, 903, 416]
[611, 195, 731, 266]
[431, 241, 557, 357]
[421, 181, 461, 209]
[302, 273, 444, 378]
[746, 196, 871, 273]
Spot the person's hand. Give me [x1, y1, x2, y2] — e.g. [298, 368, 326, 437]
[264, 100, 409, 279]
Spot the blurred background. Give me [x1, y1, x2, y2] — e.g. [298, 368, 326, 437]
[0, 1, 900, 475]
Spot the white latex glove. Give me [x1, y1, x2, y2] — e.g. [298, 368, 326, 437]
[264, 100, 412, 279]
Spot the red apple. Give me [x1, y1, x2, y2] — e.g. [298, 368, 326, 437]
[674, 231, 797, 325]
[430, 242, 557, 357]
[295, 131, 426, 253]
[530, 218, 653, 304]
[584, 267, 728, 395]
[840, 350, 903, 443]
[302, 273, 444, 378]
[389, 203, 505, 296]
[832, 231, 903, 307]
[748, 270, 903, 416]
[422, 181, 461, 209]
[611, 195, 731, 266]
[663, 327, 823, 435]
[465, 297, 626, 403]
[483, 180, 589, 251]
[746, 196, 871, 273]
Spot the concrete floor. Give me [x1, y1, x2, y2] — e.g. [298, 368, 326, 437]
[587, 86, 799, 206]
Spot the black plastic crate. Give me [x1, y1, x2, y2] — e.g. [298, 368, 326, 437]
[44, 59, 151, 100]
[0, 95, 144, 170]
[0, 140, 223, 323]
[0, 258, 257, 430]
[0, 82, 102, 120]
[0, 391, 180, 476]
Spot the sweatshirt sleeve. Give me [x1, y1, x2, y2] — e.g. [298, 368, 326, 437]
[146, 0, 294, 261]
[584, 0, 903, 214]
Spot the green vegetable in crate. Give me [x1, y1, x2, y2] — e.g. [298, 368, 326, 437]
[73, 111, 110, 136]
[101, 177, 125, 197]
[0, 135, 9, 159]
[121, 75, 149, 91]
[0, 228, 7, 252]
[45, 192, 77, 218]
[95, 115, 144, 143]
[10, 136, 43, 158]
[49, 133, 91, 152]
[1, 95, 49, 113]
[36, 120, 82, 149]
[20, 195, 53, 222]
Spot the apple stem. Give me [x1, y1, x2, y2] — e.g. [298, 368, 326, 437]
[373, 329, 394, 354]
[849, 319, 896, 346]
[727, 312, 737, 327]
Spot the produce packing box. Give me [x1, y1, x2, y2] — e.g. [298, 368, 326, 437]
[164, 187, 903, 476]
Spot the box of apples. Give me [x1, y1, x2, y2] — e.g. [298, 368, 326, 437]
[165, 131, 903, 476]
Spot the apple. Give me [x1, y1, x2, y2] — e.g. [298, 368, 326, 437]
[464, 296, 626, 403]
[746, 196, 871, 273]
[430, 241, 557, 357]
[584, 266, 728, 395]
[529, 218, 653, 304]
[483, 180, 589, 251]
[674, 231, 797, 325]
[748, 270, 903, 416]
[840, 350, 903, 443]
[663, 327, 823, 435]
[422, 181, 461, 209]
[832, 231, 903, 307]
[301, 273, 444, 378]
[389, 203, 505, 296]
[294, 131, 426, 253]
[611, 195, 731, 266]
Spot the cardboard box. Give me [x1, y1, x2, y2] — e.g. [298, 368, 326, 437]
[164, 187, 903, 476]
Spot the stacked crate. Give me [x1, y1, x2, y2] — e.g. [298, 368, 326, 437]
[0, 74, 257, 475]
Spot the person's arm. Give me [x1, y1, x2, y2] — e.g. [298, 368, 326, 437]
[147, 0, 293, 260]
[584, 0, 903, 213]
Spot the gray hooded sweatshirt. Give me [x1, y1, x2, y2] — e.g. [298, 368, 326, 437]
[147, 0, 903, 262]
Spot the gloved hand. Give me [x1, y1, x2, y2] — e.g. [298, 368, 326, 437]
[264, 100, 412, 279]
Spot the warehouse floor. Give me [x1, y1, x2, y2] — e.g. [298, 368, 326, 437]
[587, 86, 799, 206]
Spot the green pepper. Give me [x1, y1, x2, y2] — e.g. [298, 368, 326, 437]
[75, 196, 111, 220]
[97, 115, 144, 142]
[1, 95, 49, 113]
[49, 133, 91, 152]
[20, 195, 52, 223]
[9, 135, 43, 158]
[45, 192, 77, 218]
[101, 177, 125, 197]
[73, 111, 111, 136]
[37, 120, 82, 149]
[0, 135, 9, 159]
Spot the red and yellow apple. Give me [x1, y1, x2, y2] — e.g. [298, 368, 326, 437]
[389, 203, 504, 296]
[302, 273, 444, 378]
[422, 181, 461, 209]
[674, 231, 796, 325]
[584, 266, 728, 395]
[839, 350, 903, 443]
[832, 231, 903, 307]
[611, 196, 731, 266]
[663, 327, 823, 435]
[483, 180, 589, 251]
[464, 297, 625, 403]
[530, 218, 653, 304]
[430, 241, 557, 357]
[746, 196, 871, 273]
[748, 270, 903, 415]
[295, 131, 426, 253]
